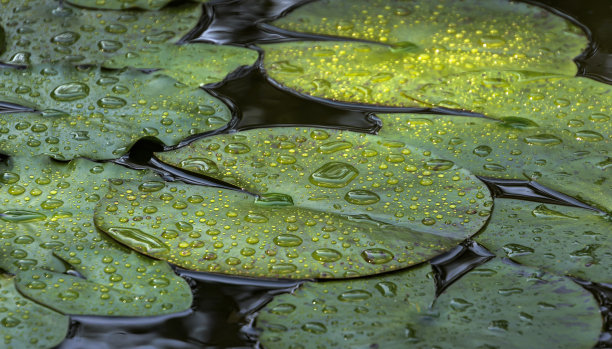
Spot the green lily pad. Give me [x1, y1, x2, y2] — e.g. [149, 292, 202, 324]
[104, 43, 259, 87]
[261, 0, 587, 107]
[258, 259, 602, 348]
[0, 156, 192, 316]
[378, 113, 611, 212]
[97, 127, 491, 278]
[0, 0, 201, 65]
[0, 275, 68, 349]
[0, 63, 231, 160]
[475, 199, 612, 283]
[67, 0, 207, 10]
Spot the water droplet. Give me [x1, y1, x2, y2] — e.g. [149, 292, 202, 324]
[424, 159, 454, 171]
[317, 141, 352, 154]
[531, 204, 577, 219]
[179, 158, 219, 174]
[449, 298, 473, 311]
[41, 199, 64, 210]
[255, 193, 294, 206]
[375, 281, 397, 297]
[575, 130, 603, 142]
[50, 82, 89, 101]
[361, 249, 394, 264]
[0, 210, 46, 223]
[245, 213, 268, 223]
[59, 290, 80, 301]
[51, 31, 80, 46]
[138, 181, 166, 192]
[310, 130, 329, 140]
[273, 234, 302, 247]
[1, 316, 21, 328]
[309, 162, 358, 188]
[301, 322, 327, 334]
[107, 227, 169, 254]
[148, 277, 170, 288]
[312, 248, 342, 262]
[97, 97, 127, 109]
[338, 289, 372, 302]
[269, 303, 295, 314]
[268, 263, 297, 274]
[344, 190, 380, 205]
[523, 134, 562, 146]
[144, 31, 175, 44]
[502, 244, 535, 257]
[500, 117, 539, 129]
[98, 40, 123, 53]
[277, 155, 296, 164]
[224, 143, 250, 154]
[473, 145, 492, 157]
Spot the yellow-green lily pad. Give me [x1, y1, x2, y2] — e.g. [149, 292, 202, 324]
[0, 156, 192, 316]
[0, 64, 231, 160]
[378, 113, 611, 212]
[258, 259, 602, 348]
[104, 43, 259, 87]
[67, 0, 207, 10]
[0, 275, 68, 349]
[475, 199, 612, 283]
[0, 0, 201, 65]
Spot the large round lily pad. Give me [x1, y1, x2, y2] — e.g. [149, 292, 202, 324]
[97, 126, 491, 279]
[0, 64, 231, 160]
[258, 259, 602, 348]
[475, 199, 612, 284]
[0, 156, 192, 316]
[0, 0, 201, 65]
[104, 43, 259, 87]
[378, 113, 611, 212]
[0, 275, 68, 349]
[260, 0, 587, 108]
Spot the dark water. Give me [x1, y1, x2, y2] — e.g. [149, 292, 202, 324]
[55, 0, 612, 348]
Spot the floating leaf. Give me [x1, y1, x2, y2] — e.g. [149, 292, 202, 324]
[104, 43, 259, 87]
[261, 0, 587, 107]
[475, 199, 612, 283]
[378, 113, 611, 212]
[67, 0, 207, 10]
[258, 259, 602, 348]
[0, 64, 231, 160]
[0, 275, 68, 349]
[0, 0, 201, 65]
[0, 156, 192, 316]
[96, 127, 491, 278]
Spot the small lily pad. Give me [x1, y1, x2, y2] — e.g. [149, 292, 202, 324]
[0, 64, 231, 160]
[475, 199, 612, 283]
[0, 156, 192, 316]
[67, 0, 207, 10]
[261, 0, 587, 107]
[0, 275, 68, 349]
[258, 259, 602, 348]
[0, 0, 201, 65]
[96, 127, 491, 278]
[104, 43, 259, 87]
[378, 113, 611, 212]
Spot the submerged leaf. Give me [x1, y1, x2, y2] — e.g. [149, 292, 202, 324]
[104, 43, 259, 87]
[0, 64, 230, 160]
[0, 156, 192, 316]
[475, 199, 612, 283]
[67, 0, 207, 10]
[261, 0, 587, 107]
[0, 275, 68, 349]
[258, 259, 602, 348]
[96, 127, 491, 278]
[378, 113, 611, 212]
[0, 0, 201, 65]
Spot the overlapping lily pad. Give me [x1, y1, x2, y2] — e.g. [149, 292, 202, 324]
[258, 259, 602, 348]
[0, 63, 231, 160]
[0, 0, 201, 65]
[67, 0, 206, 10]
[104, 43, 259, 87]
[261, 0, 588, 107]
[0, 156, 192, 316]
[475, 199, 612, 283]
[0, 275, 68, 349]
[378, 113, 611, 212]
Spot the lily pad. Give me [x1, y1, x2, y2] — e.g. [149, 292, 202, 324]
[378, 113, 612, 212]
[0, 275, 68, 349]
[258, 259, 602, 349]
[261, 0, 587, 107]
[67, 0, 207, 10]
[475, 199, 612, 284]
[0, 0, 201, 65]
[0, 156, 192, 316]
[104, 43, 259, 87]
[0, 63, 231, 160]
[96, 127, 491, 278]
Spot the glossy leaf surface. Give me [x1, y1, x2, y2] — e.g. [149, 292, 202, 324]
[475, 199, 612, 283]
[0, 156, 192, 316]
[258, 259, 602, 349]
[66, 0, 207, 10]
[0, 275, 68, 349]
[0, 64, 230, 160]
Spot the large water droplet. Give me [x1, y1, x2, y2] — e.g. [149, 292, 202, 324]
[51, 31, 80, 46]
[338, 290, 372, 302]
[273, 234, 303, 247]
[107, 227, 169, 254]
[344, 189, 380, 205]
[309, 162, 358, 188]
[50, 82, 89, 101]
[0, 210, 46, 223]
[523, 134, 562, 146]
[224, 143, 250, 154]
[361, 248, 394, 264]
[255, 193, 294, 206]
[179, 158, 219, 175]
[424, 159, 454, 171]
[312, 248, 342, 262]
[97, 97, 127, 109]
[317, 141, 352, 154]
